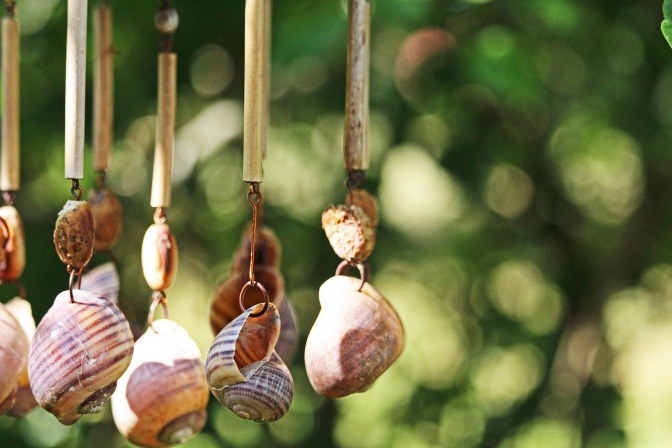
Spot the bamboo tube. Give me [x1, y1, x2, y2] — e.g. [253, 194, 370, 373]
[262, 0, 271, 158]
[150, 53, 177, 208]
[93, 4, 113, 172]
[65, 0, 88, 180]
[1, 17, 20, 191]
[343, 0, 370, 171]
[243, 0, 269, 182]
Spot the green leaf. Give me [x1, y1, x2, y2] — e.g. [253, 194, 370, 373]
[665, 0, 672, 20]
[662, 20, 672, 48]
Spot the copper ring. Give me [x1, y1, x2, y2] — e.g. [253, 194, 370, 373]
[147, 290, 169, 331]
[239, 281, 269, 317]
[335, 259, 370, 292]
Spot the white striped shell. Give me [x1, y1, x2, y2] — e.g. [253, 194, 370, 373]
[112, 319, 209, 448]
[0, 302, 28, 414]
[4, 297, 38, 417]
[79, 262, 120, 305]
[304, 275, 404, 398]
[28, 290, 134, 425]
[205, 303, 293, 423]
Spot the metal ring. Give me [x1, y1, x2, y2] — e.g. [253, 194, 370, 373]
[70, 179, 83, 200]
[147, 290, 169, 331]
[239, 281, 269, 317]
[68, 268, 83, 303]
[335, 259, 370, 292]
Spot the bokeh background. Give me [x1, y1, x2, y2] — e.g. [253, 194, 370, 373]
[1, 0, 671, 446]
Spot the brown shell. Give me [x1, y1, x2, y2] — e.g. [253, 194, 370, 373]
[231, 225, 282, 274]
[304, 275, 404, 398]
[53, 200, 95, 269]
[112, 320, 209, 448]
[345, 188, 379, 227]
[321, 204, 376, 262]
[4, 297, 38, 417]
[141, 223, 178, 291]
[0, 206, 25, 281]
[28, 290, 134, 425]
[0, 303, 28, 414]
[88, 188, 123, 252]
[210, 266, 285, 335]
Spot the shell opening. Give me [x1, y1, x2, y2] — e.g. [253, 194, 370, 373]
[158, 410, 207, 445]
[77, 381, 117, 414]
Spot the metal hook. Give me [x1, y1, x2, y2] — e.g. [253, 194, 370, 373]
[70, 179, 83, 200]
[239, 281, 269, 317]
[147, 290, 169, 331]
[68, 267, 84, 303]
[335, 259, 370, 292]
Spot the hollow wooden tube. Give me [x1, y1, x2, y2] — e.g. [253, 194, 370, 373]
[93, 5, 113, 172]
[343, 0, 371, 171]
[65, 0, 88, 180]
[243, 0, 270, 182]
[262, 0, 271, 158]
[150, 52, 176, 208]
[1, 17, 20, 191]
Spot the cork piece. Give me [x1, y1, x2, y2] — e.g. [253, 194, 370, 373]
[321, 204, 376, 262]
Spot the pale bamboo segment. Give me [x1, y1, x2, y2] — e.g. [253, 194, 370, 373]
[261, 0, 272, 158]
[93, 5, 114, 172]
[150, 53, 177, 208]
[1, 18, 20, 191]
[343, 0, 371, 171]
[243, 0, 269, 182]
[65, 0, 88, 180]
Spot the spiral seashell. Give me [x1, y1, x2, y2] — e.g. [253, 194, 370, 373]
[28, 290, 134, 425]
[206, 303, 293, 423]
[0, 302, 29, 414]
[305, 275, 404, 398]
[53, 200, 95, 270]
[275, 298, 299, 365]
[322, 204, 376, 263]
[345, 188, 379, 227]
[88, 188, 123, 252]
[231, 225, 282, 274]
[4, 297, 38, 417]
[0, 205, 25, 281]
[210, 266, 285, 335]
[79, 262, 120, 305]
[112, 319, 209, 448]
[142, 223, 178, 291]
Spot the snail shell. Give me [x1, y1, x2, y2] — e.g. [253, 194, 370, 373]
[28, 290, 134, 425]
[345, 188, 379, 227]
[321, 204, 376, 263]
[304, 276, 404, 398]
[79, 262, 120, 305]
[206, 303, 293, 423]
[141, 223, 178, 291]
[88, 188, 123, 252]
[4, 297, 38, 417]
[0, 302, 29, 414]
[231, 225, 282, 274]
[275, 298, 299, 365]
[112, 319, 209, 448]
[0, 205, 25, 281]
[53, 200, 95, 270]
[210, 266, 285, 335]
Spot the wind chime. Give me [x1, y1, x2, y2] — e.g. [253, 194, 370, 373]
[111, 2, 210, 447]
[27, 0, 135, 426]
[205, 0, 295, 424]
[304, 0, 405, 398]
[0, 0, 38, 419]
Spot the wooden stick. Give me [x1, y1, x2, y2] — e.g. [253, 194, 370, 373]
[65, 0, 88, 180]
[262, 0, 271, 158]
[243, 0, 269, 182]
[150, 52, 177, 208]
[344, 0, 370, 171]
[1, 17, 20, 191]
[93, 4, 113, 172]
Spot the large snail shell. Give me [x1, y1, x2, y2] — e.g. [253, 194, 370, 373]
[321, 204, 376, 263]
[210, 266, 285, 335]
[79, 262, 120, 305]
[88, 188, 123, 252]
[206, 303, 293, 423]
[28, 290, 134, 425]
[142, 223, 178, 291]
[275, 298, 299, 365]
[304, 276, 404, 398]
[0, 302, 29, 414]
[53, 200, 95, 270]
[4, 297, 38, 417]
[231, 225, 282, 273]
[0, 205, 26, 281]
[112, 320, 209, 448]
[345, 188, 379, 227]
